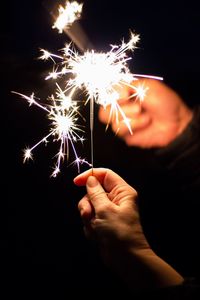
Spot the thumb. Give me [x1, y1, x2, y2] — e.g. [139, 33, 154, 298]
[86, 176, 110, 211]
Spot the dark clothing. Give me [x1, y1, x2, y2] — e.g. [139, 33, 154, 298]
[156, 105, 200, 191]
[148, 105, 200, 299]
[140, 278, 200, 300]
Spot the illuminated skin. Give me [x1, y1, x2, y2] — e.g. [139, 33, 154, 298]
[74, 168, 184, 289]
[99, 79, 194, 148]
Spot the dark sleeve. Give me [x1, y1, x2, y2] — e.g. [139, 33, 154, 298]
[154, 105, 200, 191]
[153, 279, 200, 300]
[134, 278, 200, 300]
[152, 106, 200, 282]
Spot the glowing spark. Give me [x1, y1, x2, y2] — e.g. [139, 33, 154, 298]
[70, 157, 92, 168]
[131, 84, 149, 101]
[52, 1, 83, 33]
[12, 89, 88, 177]
[44, 32, 161, 134]
[23, 148, 33, 163]
[65, 32, 140, 105]
[39, 49, 63, 62]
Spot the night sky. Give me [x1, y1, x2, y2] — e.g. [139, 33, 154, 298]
[1, 0, 200, 297]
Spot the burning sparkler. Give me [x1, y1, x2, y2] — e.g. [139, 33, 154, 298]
[12, 87, 91, 177]
[37, 33, 140, 173]
[42, 31, 162, 136]
[52, 1, 83, 33]
[13, 0, 163, 177]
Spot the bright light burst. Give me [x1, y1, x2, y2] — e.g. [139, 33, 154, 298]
[12, 88, 91, 177]
[14, 2, 163, 177]
[52, 1, 83, 33]
[42, 32, 162, 134]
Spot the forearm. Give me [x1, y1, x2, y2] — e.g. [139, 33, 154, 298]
[120, 248, 200, 300]
[130, 248, 184, 289]
[106, 246, 183, 291]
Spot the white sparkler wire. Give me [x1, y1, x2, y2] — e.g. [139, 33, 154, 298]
[133, 74, 163, 81]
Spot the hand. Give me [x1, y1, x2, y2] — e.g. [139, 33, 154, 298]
[98, 79, 193, 148]
[74, 168, 148, 251]
[74, 168, 184, 289]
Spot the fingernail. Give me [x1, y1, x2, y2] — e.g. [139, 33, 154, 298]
[87, 176, 99, 187]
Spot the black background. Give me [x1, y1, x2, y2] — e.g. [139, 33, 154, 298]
[1, 0, 200, 297]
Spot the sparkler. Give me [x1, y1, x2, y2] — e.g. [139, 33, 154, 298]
[13, 0, 163, 177]
[52, 1, 83, 33]
[37, 35, 137, 176]
[12, 87, 91, 177]
[41, 32, 162, 172]
[44, 0, 92, 52]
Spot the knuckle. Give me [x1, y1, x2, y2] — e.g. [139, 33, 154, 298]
[97, 203, 111, 215]
[110, 184, 137, 203]
[89, 190, 106, 201]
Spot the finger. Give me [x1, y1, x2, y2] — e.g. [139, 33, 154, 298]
[111, 113, 151, 136]
[113, 80, 149, 104]
[117, 98, 142, 110]
[86, 176, 111, 211]
[74, 168, 107, 186]
[108, 183, 138, 208]
[98, 105, 111, 124]
[98, 101, 141, 125]
[74, 168, 127, 193]
[78, 195, 93, 221]
[117, 102, 142, 119]
[98, 79, 150, 125]
[124, 132, 151, 147]
[123, 128, 157, 148]
[112, 82, 131, 100]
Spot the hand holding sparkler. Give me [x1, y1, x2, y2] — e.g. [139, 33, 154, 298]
[98, 79, 194, 148]
[74, 168, 184, 289]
